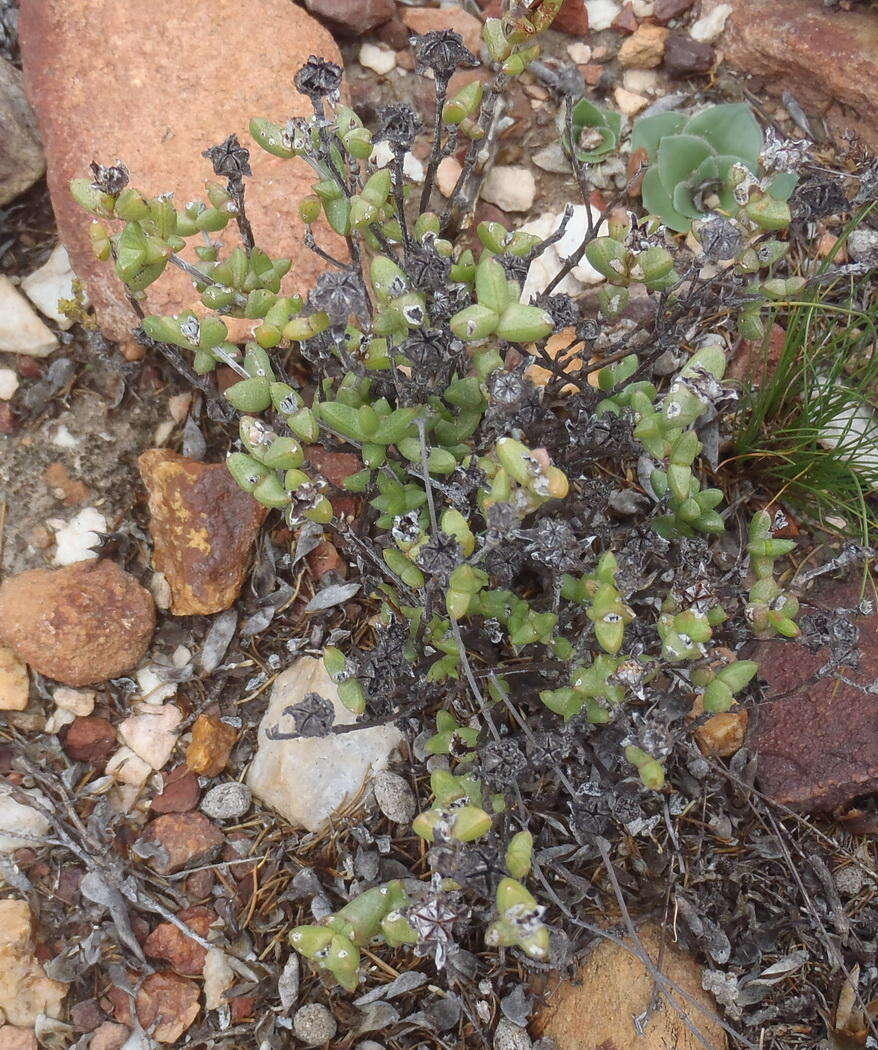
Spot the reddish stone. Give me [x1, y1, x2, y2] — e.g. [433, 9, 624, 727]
[612, 2, 639, 32]
[19, 0, 344, 343]
[143, 906, 215, 975]
[653, 0, 695, 21]
[137, 812, 224, 875]
[185, 714, 237, 777]
[305, 0, 395, 35]
[111, 972, 199, 1045]
[375, 16, 412, 51]
[306, 541, 348, 580]
[230, 995, 257, 1022]
[68, 998, 104, 1032]
[41, 462, 91, 506]
[138, 450, 267, 616]
[304, 447, 364, 519]
[728, 322, 786, 383]
[87, 1023, 129, 1050]
[553, 0, 589, 36]
[402, 6, 483, 54]
[151, 764, 200, 814]
[62, 716, 117, 764]
[184, 869, 214, 901]
[0, 561, 155, 687]
[716, 0, 878, 151]
[0, 404, 16, 435]
[581, 63, 606, 87]
[748, 580, 878, 811]
[664, 33, 715, 76]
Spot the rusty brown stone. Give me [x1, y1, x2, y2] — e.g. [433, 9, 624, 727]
[713, 0, 878, 150]
[185, 715, 237, 777]
[305, 0, 395, 35]
[138, 449, 267, 616]
[150, 764, 200, 814]
[18, 0, 344, 343]
[0, 561, 155, 687]
[554, 0, 589, 36]
[748, 579, 878, 811]
[62, 716, 117, 764]
[402, 6, 483, 54]
[108, 972, 199, 1045]
[137, 812, 224, 875]
[535, 924, 726, 1050]
[304, 447, 364, 520]
[143, 906, 215, 975]
[307, 540, 348, 580]
[87, 1023, 129, 1050]
[41, 462, 91, 506]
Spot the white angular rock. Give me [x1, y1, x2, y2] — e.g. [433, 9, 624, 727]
[105, 746, 152, 787]
[0, 368, 19, 400]
[246, 657, 402, 832]
[203, 948, 235, 1011]
[49, 507, 107, 566]
[690, 3, 731, 43]
[520, 205, 607, 300]
[0, 275, 58, 357]
[53, 687, 96, 716]
[480, 165, 536, 214]
[622, 68, 662, 95]
[201, 781, 251, 821]
[117, 703, 182, 771]
[0, 784, 50, 853]
[370, 141, 425, 183]
[532, 142, 572, 175]
[359, 41, 396, 75]
[585, 0, 621, 30]
[566, 42, 591, 64]
[20, 245, 80, 330]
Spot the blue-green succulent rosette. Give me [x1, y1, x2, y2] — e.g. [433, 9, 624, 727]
[631, 102, 798, 233]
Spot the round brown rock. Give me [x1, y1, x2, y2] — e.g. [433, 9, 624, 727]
[0, 560, 155, 686]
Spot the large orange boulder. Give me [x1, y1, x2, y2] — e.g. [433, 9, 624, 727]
[19, 0, 344, 342]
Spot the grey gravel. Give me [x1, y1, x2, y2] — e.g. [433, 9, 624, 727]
[372, 770, 416, 824]
[200, 781, 252, 821]
[293, 1003, 337, 1046]
[494, 1018, 532, 1050]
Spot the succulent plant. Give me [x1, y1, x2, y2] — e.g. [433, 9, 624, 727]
[632, 103, 797, 233]
[563, 98, 623, 163]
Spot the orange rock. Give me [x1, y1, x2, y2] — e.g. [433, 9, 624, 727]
[0, 900, 68, 1028]
[109, 972, 199, 1045]
[691, 694, 749, 758]
[143, 906, 215, 975]
[618, 24, 669, 69]
[186, 715, 237, 777]
[306, 540, 348, 580]
[138, 450, 267, 616]
[304, 447, 364, 520]
[525, 327, 585, 393]
[137, 812, 224, 875]
[402, 5, 483, 54]
[535, 924, 726, 1050]
[19, 0, 344, 342]
[87, 1022, 129, 1050]
[0, 561, 155, 687]
[41, 462, 90, 506]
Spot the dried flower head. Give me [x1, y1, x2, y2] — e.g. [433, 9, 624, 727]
[90, 160, 129, 195]
[294, 55, 343, 100]
[377, 103, 422, 152]
[309, 269, 368, 323]
[202, 134, 252, 181]
[410, 29, 479, 80]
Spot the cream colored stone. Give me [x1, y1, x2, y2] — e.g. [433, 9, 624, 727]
[246, 657, 402, 832]
[0, 277, 57, 357]
[0, 647, 28, 712]
[614, 87, 650, 116]
[53, 686, 96, 716]
[0, 900, 68, 1027]
[117, 703, 182, 771]
[20, 245, 79, 330]
[0, 785, 50, 854]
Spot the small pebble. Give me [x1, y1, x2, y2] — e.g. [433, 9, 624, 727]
[293, 1003, 337, 1046]
[480, 165, 536, 214]
[201, 781, 252, 821]
[436, 155, 462, 197]
[494, 1018, 532, 1050]
[372, 770, 416, 824]
[614, 86, 649, 116]
[584, 0, 620, 30]
[834, 864, 867, 898]
[566, 42, 591, 64]
[690, 2, 731, 42]
[358, 41, 396, 76]
[53, 686, 96, 716]
[0, 368, 19, 400]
